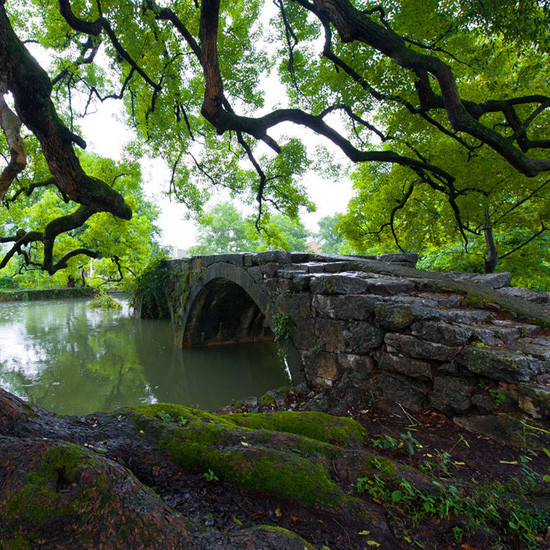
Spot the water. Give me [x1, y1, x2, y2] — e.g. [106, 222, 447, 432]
[0, 298, 289, 416]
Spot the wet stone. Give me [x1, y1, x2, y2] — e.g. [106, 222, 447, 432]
[466, 347, 546, 383]
[384, 333, 461, 362]
[411, 320, 473, 346]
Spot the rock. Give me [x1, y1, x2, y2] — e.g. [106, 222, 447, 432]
[430, 375, 473, 414]
[312, 294, 378, 320]
[384, 333, 461, 362]
[379, 353, 433, 380]
[374, 302, 440, 330]
[466, 347, 546, 383]
[373, 373, 429, 410]
[470, 272, 512, 289]
[498, 286, 550, 304]
[376, 253, 419, 267]
[454, 413, 550, 449]
[310, 273, 374, 295]
[518, 383, 550, 419]
[411, 320, 473, 346]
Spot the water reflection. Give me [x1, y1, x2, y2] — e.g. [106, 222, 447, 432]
[0, 298, 288, 416]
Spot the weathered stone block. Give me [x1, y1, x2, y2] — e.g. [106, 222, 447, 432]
[379, 352, 433, 380]
[470, 272, 512, 289]
[411, 320, 472, 346]
[244, 251, 292, 266]
[384, 333, 460, 362]
[276, 293, 312, 319]
[310, 274, 372, 295]
[291, 320, 317, 350]
[301, 351, 339, 387]
[430, 375, 473, 414]
[344, 322, 384, 354]
[440, 309, 494, 324]
[337, 354, 375, 378]
[498, 286, 550, 304]
[518, 383, 550, 419]
[376, 253, 419, 266]
[315, 319, 347, 353]
[512, 336, 550, 361]
[312, 294, 378, 320]
[466, 347, 545, 383]
[360, 277, 416, 295]
[199, 253, 245, 268]
[372, 373, 429, 410]
[375, 303, 440, 330]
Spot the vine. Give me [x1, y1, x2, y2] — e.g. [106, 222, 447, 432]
[272, 312, 293, 367]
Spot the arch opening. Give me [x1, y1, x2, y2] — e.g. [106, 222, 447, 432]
[182, 278, 274, 348]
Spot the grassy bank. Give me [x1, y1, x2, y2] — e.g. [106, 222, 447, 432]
[0, 287, 95, 303]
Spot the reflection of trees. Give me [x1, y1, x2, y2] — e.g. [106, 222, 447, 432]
[134, 318, 289, 410]
[0, 300, 153, 415]
[0, 300, 290, 415]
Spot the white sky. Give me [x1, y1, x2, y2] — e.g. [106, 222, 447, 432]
[24, 9, 354, 253]
[80, 106, 354, 251]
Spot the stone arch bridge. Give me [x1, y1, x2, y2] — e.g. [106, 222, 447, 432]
[139, 251, 550, 446]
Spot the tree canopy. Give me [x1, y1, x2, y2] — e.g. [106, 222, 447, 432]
[0, 0, 549, 279]
[187, 202, 310, 254]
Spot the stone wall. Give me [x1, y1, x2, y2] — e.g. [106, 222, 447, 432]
[161, 251, 550, 446]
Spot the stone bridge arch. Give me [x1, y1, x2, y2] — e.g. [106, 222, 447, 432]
[150, 251, 550, 446]
[177, 261, 276, 349]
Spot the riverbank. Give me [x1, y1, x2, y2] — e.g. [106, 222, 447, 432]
[1, 384, 549, 549]
[0, 287, 95, 302]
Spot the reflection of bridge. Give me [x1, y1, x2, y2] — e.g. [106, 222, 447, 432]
[139, 251, 550, 436]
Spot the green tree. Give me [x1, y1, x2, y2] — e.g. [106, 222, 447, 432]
[336, 3, 549, 282]
[187, 202, 310, 254]
[315, 214, 349, 254]
[0, 0, 549, 279]
[0, 152, 160, 286]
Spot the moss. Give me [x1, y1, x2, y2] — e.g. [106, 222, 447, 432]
[249, 525, 316, 548]
[2, 443, 95, 529]
[228, 410, 367, 447]
[129, 405, 370, 518]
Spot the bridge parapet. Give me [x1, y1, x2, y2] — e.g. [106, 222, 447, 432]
[151, 251, 550, 447]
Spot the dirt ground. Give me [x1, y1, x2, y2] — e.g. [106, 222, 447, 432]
[152, 389, 550, 550]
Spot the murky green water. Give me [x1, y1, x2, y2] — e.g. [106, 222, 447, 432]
[0, 298, 288, 416]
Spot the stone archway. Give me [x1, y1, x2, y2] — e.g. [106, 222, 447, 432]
[181, 277, 274, 347]
[178, 261, 277, 349]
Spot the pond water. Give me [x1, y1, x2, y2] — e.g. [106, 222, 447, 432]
[0, 298, 289, 416]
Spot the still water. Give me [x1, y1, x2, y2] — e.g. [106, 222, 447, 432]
[0, 298, 288, 416]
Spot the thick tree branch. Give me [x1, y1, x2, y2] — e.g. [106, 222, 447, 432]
[0, 93, 26, 199]
[0, 3, 131, 219]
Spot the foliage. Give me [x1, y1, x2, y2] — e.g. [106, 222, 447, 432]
[0, 153, 161, 287]
[0, 276, 19, 290]
[187, 202, 311, 254]
[315, 215, 349, 255]
[88, 291, 122, 310]
[1, 0, 550, 282]
[128, 253, 171, 319]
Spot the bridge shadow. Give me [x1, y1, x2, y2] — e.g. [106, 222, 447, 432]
[181, 278, 274, 347]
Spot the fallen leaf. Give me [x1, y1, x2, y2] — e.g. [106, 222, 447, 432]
[240, 441, 250, 447]
[275, 507, 282, 518]
[290, 515, 298, 521]
[499, 460, 519, 465]
[358, 530, 371, 536]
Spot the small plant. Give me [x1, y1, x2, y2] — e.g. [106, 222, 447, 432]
[371, 431, 421, 455]
[157, 410, 172, 423]
[272, 312, 293, 366]
[488, 388, 506, 406]
[88, 291, 122, 310]
[203, 469, 219, 482]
